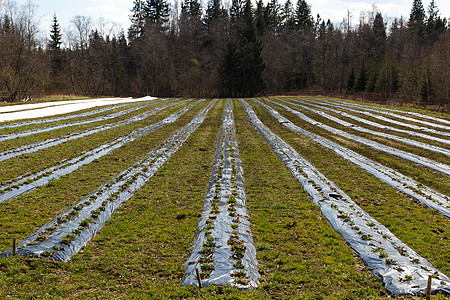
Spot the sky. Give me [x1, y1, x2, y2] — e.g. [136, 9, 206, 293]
[6, 0, 450, 38]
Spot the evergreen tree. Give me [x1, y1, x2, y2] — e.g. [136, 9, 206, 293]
[264, 0, 281, 31]
[281, 0, 295, 29]
[230, 0, 244, 22]
[355, 63, 368, 92]
[409, 0, 425, 36]
[255, 0, 266, 36]
[48, 14, 64, 80]
[426, 0, 446, 43]
[49, 14, 62, 51]
[294, 0, 313, 32]
[144, 0, 170, 25]
[181, 0, 202, 20]
[129, 0, 146, 38]
[347, 68, 355, 91]
[221, 0, 266, 96]
[203, 0, 227, 28]
[372, 12, 386, 59]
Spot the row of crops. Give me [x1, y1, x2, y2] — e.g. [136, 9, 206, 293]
[0, 97, 448, 297]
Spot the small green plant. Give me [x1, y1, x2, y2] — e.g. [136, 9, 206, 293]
[378, 251, 388, 258]
[80, 218, 93, 227]
[52, 246, 65, 251]
[411, 258, 420, 264]
[233, 260, 245, 269]
[61, 234, 76, 245]
[385, 258, 397, 265]
[201, 263, 215, 272]
[40, 251, 55, 257]
[400, 275, 413, 282]
[394, 267, 404, 272]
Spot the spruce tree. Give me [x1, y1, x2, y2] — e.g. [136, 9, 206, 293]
[204, 0, 227, 28]
[49, 14, 63, 75]
[239, 0, 267, 96]
[129, 0, 146, 38]
[409, 0, 425, 36]
[355, 63, 368, 92]
[347, 68, 355, 91]
[49, 14, 62, 51]
[294, 0, 313, 32]
[144, 0, 170, 25]
[181, 0, 202, 20]
[255, 0, 266, 36]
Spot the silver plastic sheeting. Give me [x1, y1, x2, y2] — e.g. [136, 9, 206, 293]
[311, 97, 450, 129]
[263, 99, 450, 176]
[0, 100, 216, 262]
[300, 98, 450, 137]
[241, 99, 450, 297]
[287, 97, 450, 146]
[0, 98, 177, 142]
[0, 100, 203, 204]
[182, 100, 259, 289]
[255, 99, 449, 218]
[274, 98, 450, 156]
[0, 99, 191, 162]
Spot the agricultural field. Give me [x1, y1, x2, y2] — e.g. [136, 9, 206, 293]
[0, 97, 449, 299]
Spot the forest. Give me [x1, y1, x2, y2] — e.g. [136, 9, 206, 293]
[0, 0, 448, 108]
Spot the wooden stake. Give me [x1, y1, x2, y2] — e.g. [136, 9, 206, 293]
[195, 268, 202, 288]
[12, 238, 16, 256]
[426, 274, 432, 300]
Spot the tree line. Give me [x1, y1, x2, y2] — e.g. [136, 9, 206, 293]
[0, 0, 448, 108]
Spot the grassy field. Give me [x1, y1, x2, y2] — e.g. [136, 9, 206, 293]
[0, 98, 448, 299]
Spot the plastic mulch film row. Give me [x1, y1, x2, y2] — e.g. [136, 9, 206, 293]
[322, 98, 450, 125]
[0, 98, 176, 142]
[311, 97, 450, 129]
[182, 99, 259, 289]
[0, 100, 204, 204]
[0, 102, 133, 130]
[0, 100, 216, 262]
[0, 99, 190, 163]
[241, 99, 450, 297]
[276, 98, 450, 155]
[288, 97, 450, 146]
[263, 99, 450, 176]
[300, 97, 450, 137]
[255, 99, 449, 218]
